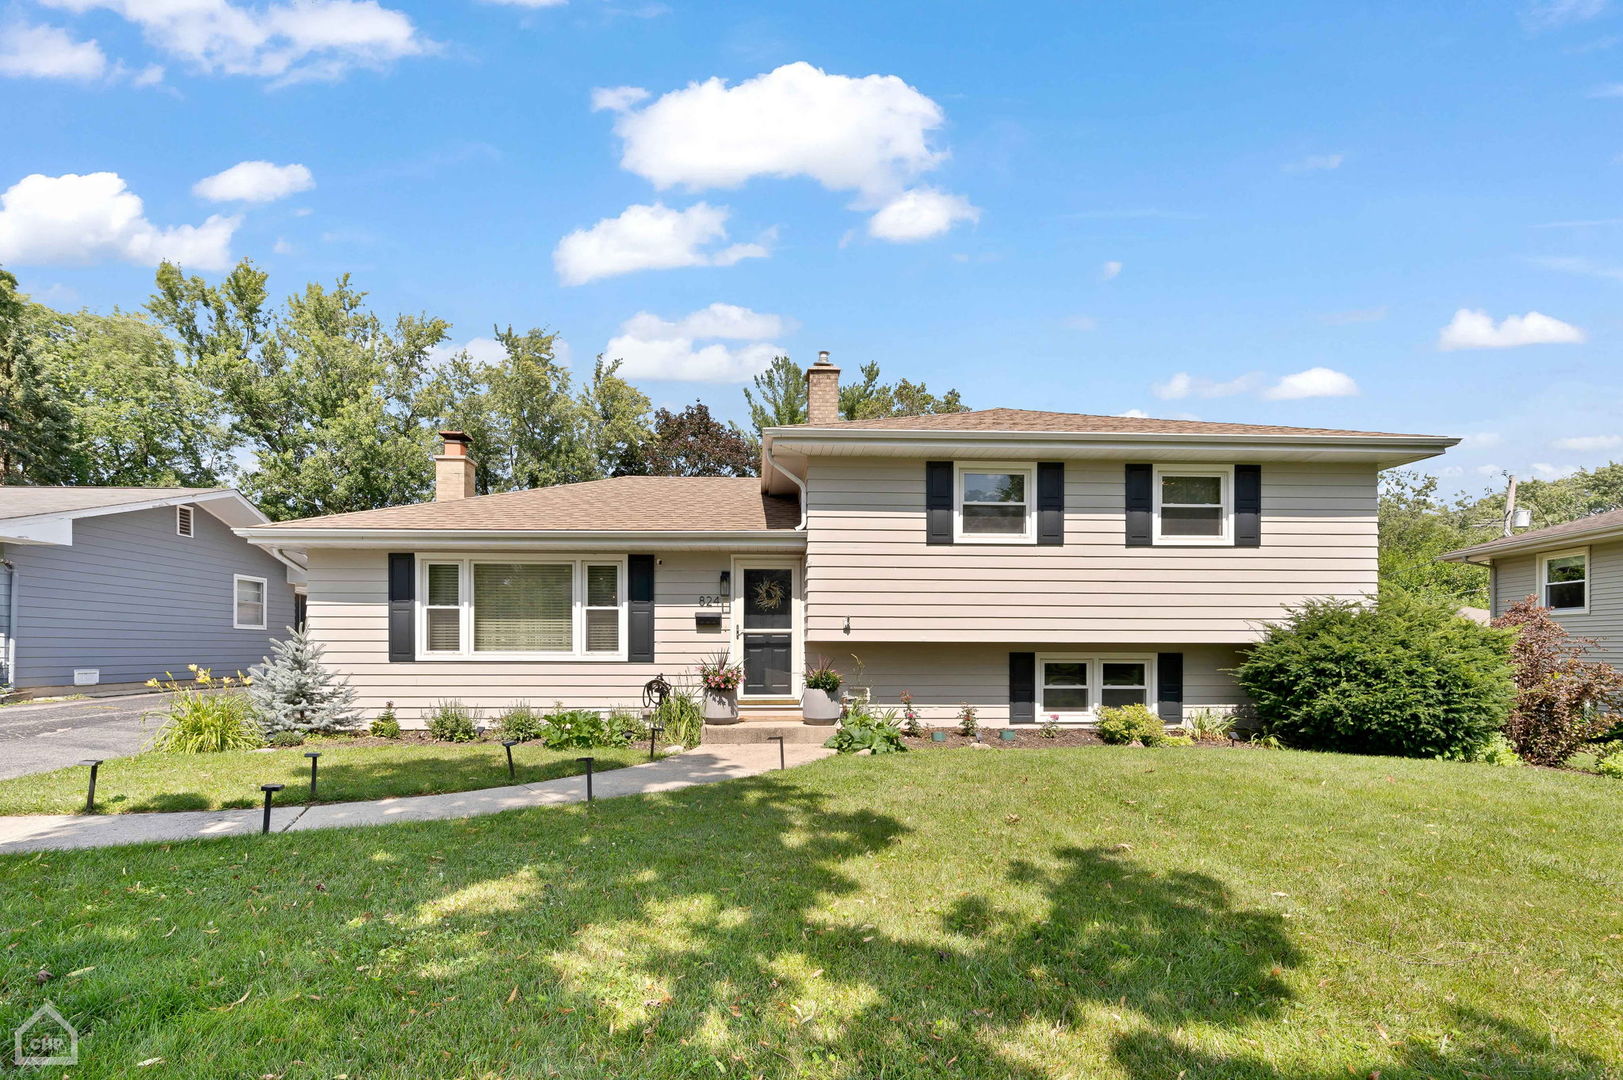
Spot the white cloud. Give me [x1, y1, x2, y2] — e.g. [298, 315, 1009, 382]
[1116, 408, 1150, 418]
[1531, 462, 1582, 480]
[0, 171, 238, 269]
[1437, 308, 1587, 350]
[481, 0, 567, 5]
[1152, 372, 1261, 400]
[1530, 254, 1623, 281]
[1525, 0, 1606, 29]
[591, 84, 649, 112]
[604, 61, 976, 241]
[272, 236, 293, 254]
[1460, 432, 1503, 449]
[1475, 464, 1504, 477]
[604, 302, 794, 382]
[1263, 366, 1360, 400]
[1283, 153, 1344, 174]
[38, 0, 429, 83]
[1553, 434, 1623, 451]
[553, 201, 770, 286]
[0, 22, 106, 79]
[1100, 260, 1123, 281]
[430, 336, 509, 367]
[1589, 82, 1623, 97]
[193, 161, 313, 202]
[867, 187, 979, 241]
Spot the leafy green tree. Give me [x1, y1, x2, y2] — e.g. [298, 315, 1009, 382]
[581, 356, 652, 478]
[840, 360, 967, 421]
[1377, 471, 1488, 606]
[637, 403, 758, 477]
[743, 355, 806, 432]
[0, 269, 76, 484]
[148, 259, 449, 519]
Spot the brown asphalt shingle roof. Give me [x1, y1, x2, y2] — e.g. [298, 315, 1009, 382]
[1444, 506, 1623, 559]
[258, 476, 800, 532]
[777, 408, 1442, 440]
[0, 486, 230, 521]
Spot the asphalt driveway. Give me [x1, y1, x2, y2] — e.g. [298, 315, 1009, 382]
[0, 693, 173, 780]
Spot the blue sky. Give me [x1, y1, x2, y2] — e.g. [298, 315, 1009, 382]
[3, 0, 1622, 491]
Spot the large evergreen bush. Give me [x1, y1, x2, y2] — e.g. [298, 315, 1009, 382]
[1235, 592, 1514, 759]
[247, 628, 359, 735]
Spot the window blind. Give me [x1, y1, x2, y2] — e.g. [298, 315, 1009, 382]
[473, 563, 572, 652]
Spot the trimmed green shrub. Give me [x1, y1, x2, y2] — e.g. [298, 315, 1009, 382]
[1467, 732, 1523, 767]
[1594, 747, 1623, 780]
[427, 701, 478, 743]
[1095, 704, 1167, 746]
[149, 690, 264, 753]
[370, 701, 400, 739]
[654, 691, 703, 749]
[495, 703, 544, 743]
[268, 730, 304, 747]
[1237, 592, 1514, 759]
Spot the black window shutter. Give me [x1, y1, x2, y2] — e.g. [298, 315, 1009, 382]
[1235, 464, 1262, 548]
[925, 461, 954, 545]
[1125, 463, 1153, 546]
[387, 553, 415, 663]
[1009, 652, 1036, 724]
[628, 554, 655, 663]
[1037, 461, 1064, 546]
[1157, 652, 1184, 725]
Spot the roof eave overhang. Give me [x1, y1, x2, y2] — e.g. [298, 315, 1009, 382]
[1440, 524, 1623, 563]
[0, 489, 269, 545]
[762, 428, 1457, 468]
[237, 528, 807, 552]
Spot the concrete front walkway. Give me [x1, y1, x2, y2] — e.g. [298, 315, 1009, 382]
[0, 743, 832, 854]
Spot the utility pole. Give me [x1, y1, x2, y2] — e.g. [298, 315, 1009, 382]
[1503, 474, 1518, 538]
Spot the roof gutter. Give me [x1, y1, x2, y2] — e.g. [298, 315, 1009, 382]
[1440, 522, 1623, 563]
[236, 527, 807, 551]
[761, 439, 809, 530]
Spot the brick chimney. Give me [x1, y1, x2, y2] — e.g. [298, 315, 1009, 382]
[435, 431, 476, 501]
[805, 351, 840, 426]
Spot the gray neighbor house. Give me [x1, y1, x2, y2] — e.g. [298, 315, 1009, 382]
[0, 488, 304, 696]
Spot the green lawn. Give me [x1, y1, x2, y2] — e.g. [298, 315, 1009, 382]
[0, 741, 647, 815]
[2, 747, 1620, 1079]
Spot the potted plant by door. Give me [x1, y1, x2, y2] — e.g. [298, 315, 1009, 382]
[802, 660, 844, 724]
[698, 653, 743, 723]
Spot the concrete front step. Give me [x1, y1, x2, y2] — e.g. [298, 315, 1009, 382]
[702, 721, 838, 745]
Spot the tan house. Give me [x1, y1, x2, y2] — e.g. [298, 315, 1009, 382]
[1442, 509, 1623, 671]
[239, 358, 1457, 729]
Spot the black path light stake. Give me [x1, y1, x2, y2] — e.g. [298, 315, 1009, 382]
[304, 751, 321, 802]
[260, 783, 284, 834]
[80, 759, 102, 814]
[502, 740, 518, 780]
[647, 725, 664, 762]
[767, 735, 785, 771]
[577, 757, 595, 802]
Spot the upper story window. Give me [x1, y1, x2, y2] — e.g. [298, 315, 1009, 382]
[1154, 465, 1232, 545]
[233, 575, 267, 630]
[176, 505, 194, 537]
[418, 557, 626, 659]
[1540, 548, 1588, 613]
[954, 463, 1034, 543]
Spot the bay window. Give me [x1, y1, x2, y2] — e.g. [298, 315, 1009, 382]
[418, 557, 626, 659]
[1037, 655, 1153, 720]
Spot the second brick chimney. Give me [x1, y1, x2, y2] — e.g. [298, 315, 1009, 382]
[435, 431, 476, 501]
[805, 351, 840, 426]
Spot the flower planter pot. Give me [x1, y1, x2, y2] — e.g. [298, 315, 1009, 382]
[801, 687, 842, 724]
[702, 688, 740, 723]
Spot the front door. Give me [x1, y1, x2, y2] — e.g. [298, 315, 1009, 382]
[739, 565, 794, 698]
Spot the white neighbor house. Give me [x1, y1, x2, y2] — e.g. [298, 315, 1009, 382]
[238, 357, 1457, 729]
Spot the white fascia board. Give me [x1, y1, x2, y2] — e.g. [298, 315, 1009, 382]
[1440, 524, 1623, 563]
[236, 528, 808, 553]
[0, 489, 267, 547]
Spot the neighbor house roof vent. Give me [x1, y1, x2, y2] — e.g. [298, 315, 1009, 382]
[176, 505, 194, 537]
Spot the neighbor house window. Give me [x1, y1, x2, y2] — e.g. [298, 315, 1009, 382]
[233, 575, 267, 630]
[418, 558, 626, 659]
[1154, 466, 1232, 545]
[176, 505, 194, 537]
[955, 463, 1034, 542]
[1540, 549, 1588, 612]
[1037, 655, 1153, 720]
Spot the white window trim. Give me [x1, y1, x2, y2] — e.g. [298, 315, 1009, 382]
[415, 554, 629, 661]
[232, 574, 268, 631]
[1539, 546, 1589, 615]
[1036, 652, 1157, 723]
[176, 505, 194, 537]
[953, 461, 1036, 544]
[1152, 464, 1234, 547]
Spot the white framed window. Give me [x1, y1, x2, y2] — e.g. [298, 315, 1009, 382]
[1540, 548, 1588, 613]
[416, 556, 627, 660]
[1153, 465, 1232, 545]
[1037, 654, 1155, 721]
[176, 505, 194, 537]
[233, 575, 267, 630]
[954, 462, 1035, 543]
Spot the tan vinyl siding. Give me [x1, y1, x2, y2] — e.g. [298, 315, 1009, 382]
[306, 549, 732, 723]
[804, 457, 1376, 643]
[1492, 540, 1623, 669]
[829, 643, 1246, 726]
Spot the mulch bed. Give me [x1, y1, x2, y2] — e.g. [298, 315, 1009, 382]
[902, 728, 1247, 750]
